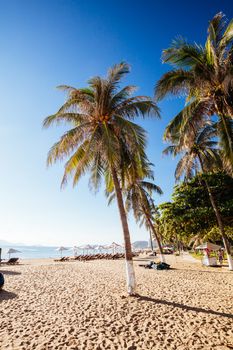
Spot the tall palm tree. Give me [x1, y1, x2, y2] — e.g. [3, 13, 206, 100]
[164, 124, 233, 270]
[43, 62, 160, 294]
[107, 161, 165, 260]
[155, 12, 233, 174]
[123, 178, 166, 262]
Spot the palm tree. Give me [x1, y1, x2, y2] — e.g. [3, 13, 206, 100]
[123, 178, 166, 262]
[107, 160, 165, 260]
[155, 12, 233, 174]
[164, 124, 233, 270]
[43, 62, 160, 294]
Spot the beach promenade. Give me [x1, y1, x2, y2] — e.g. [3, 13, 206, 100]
[0, 255, 233, 350]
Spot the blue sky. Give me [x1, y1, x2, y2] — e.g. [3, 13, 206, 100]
[0, 0, 232, 246]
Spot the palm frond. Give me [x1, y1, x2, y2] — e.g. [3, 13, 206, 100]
[140, 181, 163, 195]
[162, 37, 205, 68]
[43, 113, 86, 128]
[205, 36, 217, 67]
[46, 125, 89, 165]
[111, 85, 138, 107]
[88, 153, 104, 192]
[107, 62, 130, 83]
[208, 12, 226, 47]
[217, 116, 233, 174]
[155, 69, 193, 100]
[164, 101, 198, 140]
[60, 140, 91, 187]
[116, 97, 160, 119]
[220, 18, 233, 49]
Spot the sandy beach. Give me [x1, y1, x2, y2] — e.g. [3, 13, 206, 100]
[0, 255, 233, 350]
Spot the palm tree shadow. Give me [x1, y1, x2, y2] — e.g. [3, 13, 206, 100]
[0, 270, 21, 276]
[0, 290, 17, 301]
[134, 294, 233, 319]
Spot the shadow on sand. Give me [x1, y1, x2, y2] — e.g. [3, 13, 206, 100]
[135, 294, 233, 319]
[0, 270, 21, 276]
[135, 260, 232, 275]
[0, 290, 17, 301]
[174, 268, 232, 275]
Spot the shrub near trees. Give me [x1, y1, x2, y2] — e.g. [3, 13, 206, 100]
[158, 172, 233, 250]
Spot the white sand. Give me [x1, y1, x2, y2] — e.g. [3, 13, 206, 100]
[0, 255, 233, 349]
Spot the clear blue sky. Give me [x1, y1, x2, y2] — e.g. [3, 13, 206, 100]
[0, 0, 232, 246]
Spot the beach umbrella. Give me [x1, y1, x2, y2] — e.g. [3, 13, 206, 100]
[85, 244, 94, 254]
[99, 245, 109, 253]
[78, 244, 94, 254]
[74, 246, 79, 256]
[109, 242, 122, 254]
[7, 248, 22, 259]
[94, 245, 104, 253]
[195, 242, 222, 251]
[70, 246, 79, 256]
[77, 245, 86, 254]
[102, 244, 112, 252]
[55, 246, 69, 258]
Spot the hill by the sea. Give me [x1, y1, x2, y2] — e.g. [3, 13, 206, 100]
[132, 241, 149, 249]
[0, 239, 23, 247]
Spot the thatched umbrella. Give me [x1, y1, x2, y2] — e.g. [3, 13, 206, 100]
[7, 248, 22, 259]
[55, 246, 69, 258]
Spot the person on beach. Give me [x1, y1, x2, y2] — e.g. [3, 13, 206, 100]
[0, 272, 4, 290]
[218, 249, 224, 265]
[204, 248, 210, 258]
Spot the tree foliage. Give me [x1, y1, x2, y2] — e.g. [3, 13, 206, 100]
[43, 62, 160, 190]
[158, 172, 233, 247]
[155, 12, 233, 174]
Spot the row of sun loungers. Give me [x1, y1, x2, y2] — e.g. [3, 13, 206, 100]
[54, 253, 139, 262]
[74, 253, 126, 261]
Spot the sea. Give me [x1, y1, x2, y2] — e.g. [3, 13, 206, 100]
[0, 246, 78, 260]
[0, 245, 124, 260]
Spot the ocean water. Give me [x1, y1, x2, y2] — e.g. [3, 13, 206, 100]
[0, 246, 77, 260]
[0, 246, 123, 260]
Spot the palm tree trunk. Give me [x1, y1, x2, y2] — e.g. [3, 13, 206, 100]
[146, 214, 165, 263]
[111, 167, 136, 294]
[198, 157, 233, 270]
[175, 234, 180, 254]
[204, 179, 233, 270]
[149, 230, 154, 254]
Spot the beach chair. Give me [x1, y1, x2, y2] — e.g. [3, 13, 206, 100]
[6, 257, 19, 265]
[74, 256, 81, 260]
[54, 257, 68, 262]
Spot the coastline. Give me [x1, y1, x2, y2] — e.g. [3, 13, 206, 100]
[1, 255, 233, 349]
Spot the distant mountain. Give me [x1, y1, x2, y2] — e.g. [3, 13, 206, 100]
[0, 239, 25, 247]
[132, 241, 149, 249]
[0, 240, 12, 246]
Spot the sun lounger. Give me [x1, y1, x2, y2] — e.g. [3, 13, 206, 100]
[1, 257, 19, 265]
[70, 253, 125, 261]
[54, 257, 69, 262]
